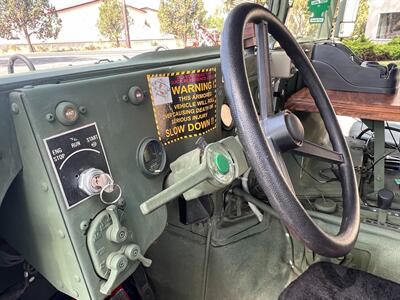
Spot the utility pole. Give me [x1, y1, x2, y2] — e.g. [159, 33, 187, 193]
[121, 0, 131, 48]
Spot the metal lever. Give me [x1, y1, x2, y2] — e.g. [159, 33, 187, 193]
[123, 244, 152, 267]
[100, 252, 128, 295]
[106, 205, 128, 243]
[140, 167, 210, 215]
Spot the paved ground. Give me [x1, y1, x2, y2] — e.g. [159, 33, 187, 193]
[0, 48, 151, 76]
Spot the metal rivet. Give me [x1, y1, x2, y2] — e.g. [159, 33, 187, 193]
[41, 183, 48, 192]
[78, 106, 87, 114]
[58, 230, 65, 239]
[80, 220, 89, 231]
[74, 275, 81, 283]
[122, 95, 129, 102]
[46, 113, 55, 122]
[11, 103, 19, 114]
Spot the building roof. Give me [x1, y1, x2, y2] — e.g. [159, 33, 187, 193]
[55, 0, 151, 14]
[140, 6, 158, 12]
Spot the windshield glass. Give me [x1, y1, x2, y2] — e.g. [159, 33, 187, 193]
[0, 0, 389, 76]
[0, 0, 230, 76]
[285, 0, 324, 42]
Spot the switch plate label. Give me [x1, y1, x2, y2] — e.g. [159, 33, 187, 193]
[44, 123, 111, 209]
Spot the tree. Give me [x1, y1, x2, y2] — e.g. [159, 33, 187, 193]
[353, 0, 369, 37]
[97, 0, 124, 47]
[0, 0, 61, 52]
[223, 0, 267, 13]
[158, 0, 207, 46]
[205, 5, 224, 32]
[206, 15, 224, 32]
[285, 0, 318, 39]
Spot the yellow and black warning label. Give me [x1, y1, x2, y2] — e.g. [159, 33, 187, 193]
[147, 67, 217, 145]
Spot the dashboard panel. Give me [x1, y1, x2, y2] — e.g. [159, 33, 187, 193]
[0, 56, 224, 299]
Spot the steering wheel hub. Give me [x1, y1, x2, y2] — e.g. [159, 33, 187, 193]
[262, 110, 304, 151]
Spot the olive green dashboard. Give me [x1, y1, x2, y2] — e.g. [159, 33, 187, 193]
[0, 48, 226, 299]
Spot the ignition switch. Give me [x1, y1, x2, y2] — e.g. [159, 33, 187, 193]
[79, 168, 113, 196]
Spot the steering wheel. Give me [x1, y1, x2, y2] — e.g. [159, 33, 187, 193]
[221, 3, 360, 257]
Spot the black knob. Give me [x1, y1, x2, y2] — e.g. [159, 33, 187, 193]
[377, 188, 394, 210]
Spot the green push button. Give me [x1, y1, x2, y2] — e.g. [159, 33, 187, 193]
[214, 153, 230, 175]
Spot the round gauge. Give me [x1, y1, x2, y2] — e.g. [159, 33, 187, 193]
[137, 138, 167, 176]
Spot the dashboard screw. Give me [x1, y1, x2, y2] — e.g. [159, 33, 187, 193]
[78, 106, 87, 114]
[46, 113, 55, 122]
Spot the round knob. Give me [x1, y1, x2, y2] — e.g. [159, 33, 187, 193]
[128, 86, 145, 104]
[214, 153, 230, 175]
[55, 101, 79, 125]
[377, 188, 394, 210]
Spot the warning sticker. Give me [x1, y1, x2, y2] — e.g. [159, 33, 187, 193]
[147, 67, 217, 145]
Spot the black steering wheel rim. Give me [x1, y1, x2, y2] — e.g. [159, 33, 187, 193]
[221, 3, 360, 257]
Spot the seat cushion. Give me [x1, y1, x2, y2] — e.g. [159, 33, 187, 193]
[279, 262, 400, 300]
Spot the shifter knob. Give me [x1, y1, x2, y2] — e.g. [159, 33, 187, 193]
[377, 188, 394, 210]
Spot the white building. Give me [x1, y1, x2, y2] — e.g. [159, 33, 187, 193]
[0, 0, 175, 49]
[365, 0, 400, 41]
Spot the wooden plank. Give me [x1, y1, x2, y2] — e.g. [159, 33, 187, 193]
[244, 23, 256, 48]
[286, 88, 400, 122]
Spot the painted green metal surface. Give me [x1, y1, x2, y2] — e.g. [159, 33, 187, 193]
[0, 50, 224, 299]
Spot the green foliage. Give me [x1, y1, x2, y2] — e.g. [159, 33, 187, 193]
[353, 0, 369, 37]
[204, 4, 224, 32]
[205, 13, 224, 32]
[158, 0, 207, 45]
[223, 0, 267, 12]
[0, 0, 62, 52]
[97, 0, 124, 47]
[343, 36, 400, 61]
[84, 44, 101, 51]
[285, 0, 319, 39]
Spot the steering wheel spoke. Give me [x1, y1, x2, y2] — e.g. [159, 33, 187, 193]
[292, 140, 344, 165]
[268, 138, 296, 192]
[255, 21, 274, 119]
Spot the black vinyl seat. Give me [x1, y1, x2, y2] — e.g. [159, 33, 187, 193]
[279, 262, 400, 300]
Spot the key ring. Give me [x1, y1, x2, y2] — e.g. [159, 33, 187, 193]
[99, 174, 122, 205]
